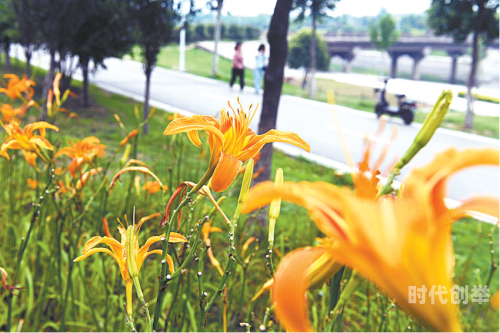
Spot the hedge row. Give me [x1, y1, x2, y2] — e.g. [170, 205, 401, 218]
[172, 23, 261, 43]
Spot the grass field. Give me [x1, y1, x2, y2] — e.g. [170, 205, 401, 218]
[128, 45, 498, 138]
[0, 60, 498, 332]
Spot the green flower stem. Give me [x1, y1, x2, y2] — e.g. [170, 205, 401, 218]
[6, 166, 55, 332]
[123, 302, 137, 332]
[377, 168, 400, 197]
[197, 246, 208, 327]
[330, 270, 364, 331]
[61, 177, 107, 331]
[153, 168, 214, 331]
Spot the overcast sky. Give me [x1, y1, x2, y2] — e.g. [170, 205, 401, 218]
[205, 0, 432, 17]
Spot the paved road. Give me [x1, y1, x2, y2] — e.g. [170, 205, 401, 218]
[18, 47, 499, 201]
[198, 40, 499, 116]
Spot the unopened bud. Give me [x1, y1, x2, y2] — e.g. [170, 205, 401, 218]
[397, 90, 452, 170]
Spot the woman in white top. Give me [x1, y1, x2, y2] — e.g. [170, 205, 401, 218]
[253, 44, 267, 94]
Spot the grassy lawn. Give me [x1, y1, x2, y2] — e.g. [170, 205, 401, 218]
[0, 60, 498, 332]
[128, 45, 498, 139]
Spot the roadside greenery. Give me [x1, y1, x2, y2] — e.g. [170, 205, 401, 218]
[0, 58, 498, 332]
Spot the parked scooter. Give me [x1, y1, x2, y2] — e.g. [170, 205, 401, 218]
[374, 78, 416, 125]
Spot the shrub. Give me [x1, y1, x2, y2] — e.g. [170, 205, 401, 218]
[287, 28, 330, 71]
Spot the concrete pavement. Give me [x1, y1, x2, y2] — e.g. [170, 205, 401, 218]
[13, 45, 499, 203]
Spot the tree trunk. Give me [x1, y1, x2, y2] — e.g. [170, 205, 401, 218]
[143, 65, 152, 135]
[24, 47, 31, 77]
[211, 0, 223, 77]
[449, 54, 458, 84]
[301, 69, 309, 90]
[41, 48, 56, 121]
[464, 30, 479, 129]
[253, 0, 293, 187]
[82, 59, 89, 107]
[309, 15, 317, 98]
[4, 43, 11, 71]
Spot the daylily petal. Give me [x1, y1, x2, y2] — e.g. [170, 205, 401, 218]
[242, 181, 351, 241]
[166, 254, 175, 274]
[273, 247, 326, 332]
[452, 196, 499, 221]
[74, 248, 121, 266]
[163, 114, 224, 145]
[306, 249, 343, 289]
[54, 147, 76, 158]
[252, 278, 274, 302]
[404, 147, 499, 219]
[211, 152, 242, 192]
[22, 151, 37, 167]
[237, 129, 311, 161]
[30, 136, 54, 150]
[167, 232, 188, 243]
[137, 249, 163, 271]
[26, 121, 59, 136]
[187, 130, 202, 148]
[136, 212, 162, 235]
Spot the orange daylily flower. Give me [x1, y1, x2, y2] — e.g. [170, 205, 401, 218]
[1, 118, 59, 166]
[163, 101, 310, 192]
[242, 147, 499, 332]
[76, 167, 102, 191]
[56, 180, 75, 199]
[118, 129, 139, 150]
[55, 136, 106, 178]
[142, 181, 168, 194]
[26, 178, 38, 190]
[74, 213, 187, 282]
[492, 290, 499, 310]
[0, 101, 35, 122]
[74, 214, 187, 316]
[202, 222, 224, 276]
[0, 74, 35, 100]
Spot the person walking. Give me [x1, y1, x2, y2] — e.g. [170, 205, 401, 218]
[253, 44, 267, 94]
[229, 42, 244, 91]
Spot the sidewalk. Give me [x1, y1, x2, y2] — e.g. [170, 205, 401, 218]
[197, 40, 499, 117]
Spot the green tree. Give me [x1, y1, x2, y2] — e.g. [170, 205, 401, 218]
[0, 0, 17, 70]
[427, 0, 499, 129]
[369, 13, 399, 77]
[129, 0, 179, 135]
[287, 28, 329, 89]
[194, 24, 206, 40]
[208, 0, 223, 76]
[369, 13, 399, 51]
[69, 0, 134, 107]
[227, 24, 243, 40]
[245, 26, 261, 39]
[35, 0, 87, 120]
[11, 0, 43, 77]
[293, 0, 338, 98]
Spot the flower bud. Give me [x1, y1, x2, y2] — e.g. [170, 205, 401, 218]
[268, 168, 283, 245]
[396, 90, 453, 170]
